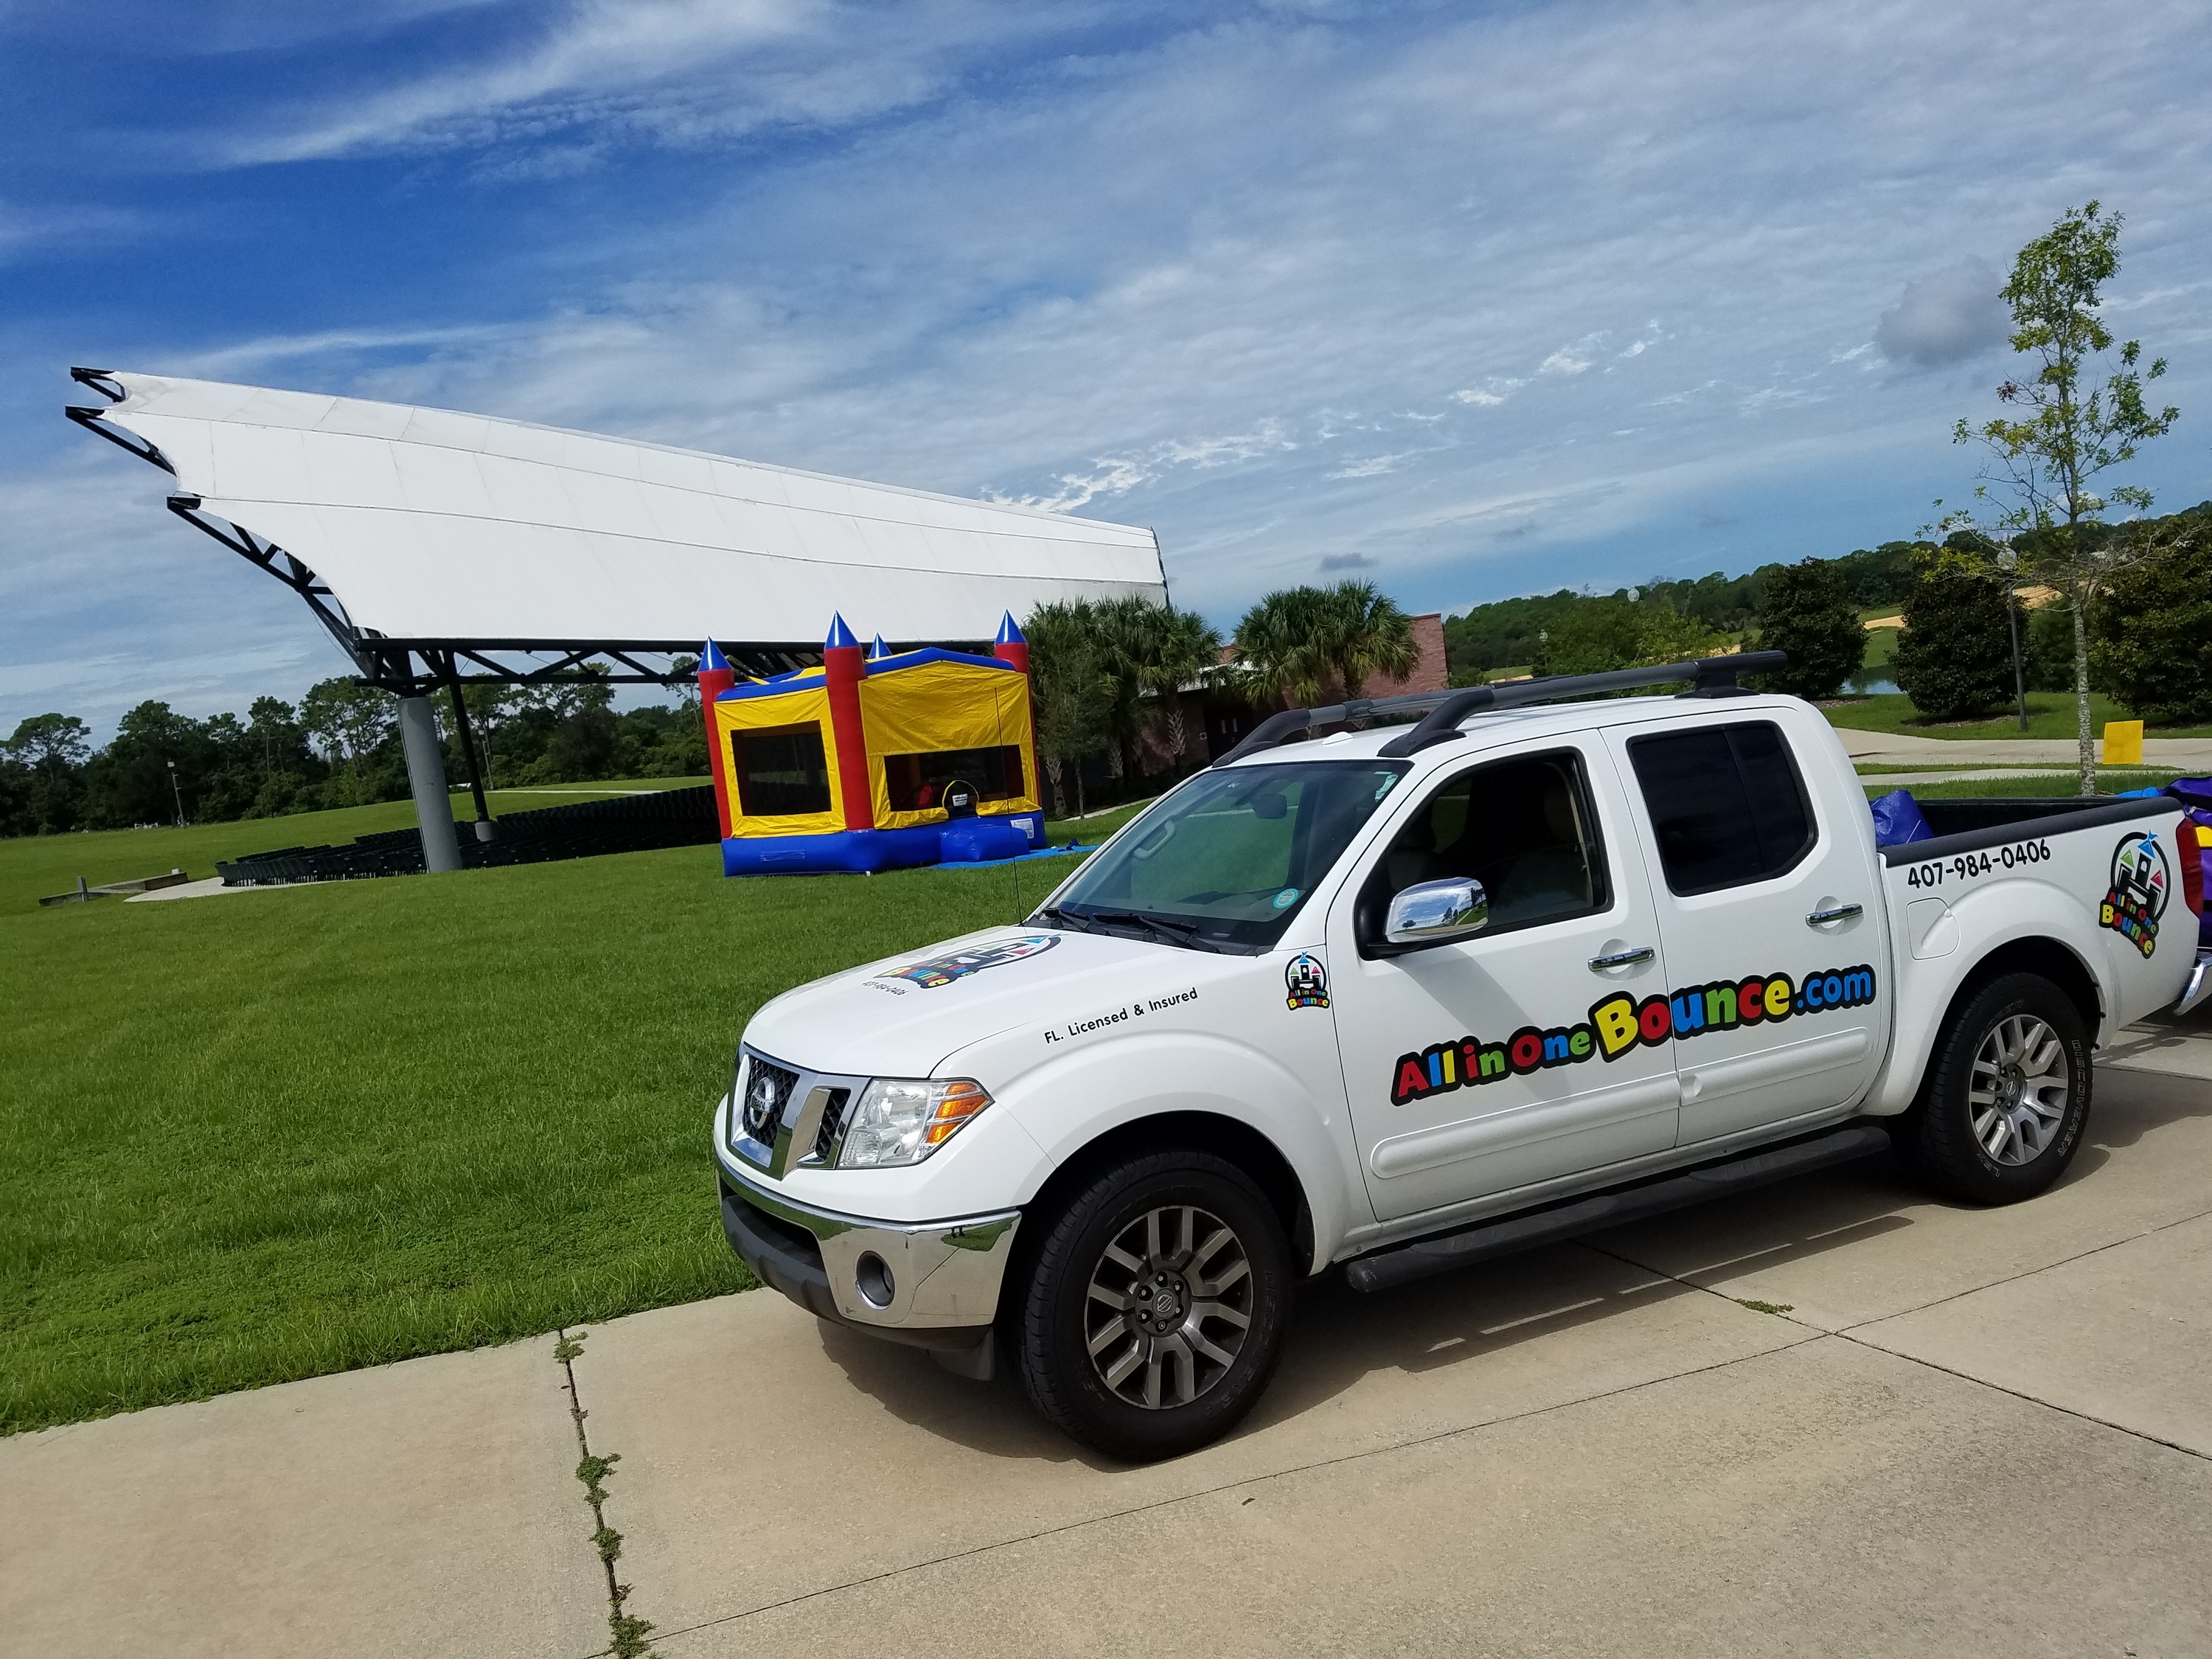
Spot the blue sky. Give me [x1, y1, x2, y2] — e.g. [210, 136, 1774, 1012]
[5, 0, 2210, 735]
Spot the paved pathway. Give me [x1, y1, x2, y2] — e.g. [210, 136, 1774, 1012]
[7, 1032, 2209, 1658]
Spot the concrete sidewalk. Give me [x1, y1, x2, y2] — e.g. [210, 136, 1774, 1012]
[7, 1038, 2208, 1658]
[1837, 728, 2212, 769]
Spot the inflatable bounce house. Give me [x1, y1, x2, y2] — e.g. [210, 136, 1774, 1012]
[697, 613, 1046, 874]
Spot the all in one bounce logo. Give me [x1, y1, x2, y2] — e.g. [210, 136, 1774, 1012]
[2101, 831, 2169, 958]
[1389, 964, 1879, 1106]
[881, 933, 1060, 989]
[1284, 953, 1330, 1010]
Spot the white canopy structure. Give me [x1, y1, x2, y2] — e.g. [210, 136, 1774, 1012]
[66, 369, 1166, 688]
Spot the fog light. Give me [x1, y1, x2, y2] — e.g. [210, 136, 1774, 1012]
[855, 1251, 895, 1308]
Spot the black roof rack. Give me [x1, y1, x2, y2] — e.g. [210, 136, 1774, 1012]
[1211, 651, 1787, 768]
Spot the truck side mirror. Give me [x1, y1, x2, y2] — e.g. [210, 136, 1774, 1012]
[1383, 877, 1489, 950]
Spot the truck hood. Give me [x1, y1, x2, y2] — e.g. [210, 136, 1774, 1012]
[740, 922, 1226, 1078]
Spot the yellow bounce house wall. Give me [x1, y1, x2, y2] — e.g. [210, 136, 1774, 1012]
[860, 661, 1038, 830]
[712, 678, 849, 839]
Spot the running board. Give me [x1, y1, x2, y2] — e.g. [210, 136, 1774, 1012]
[1342, 1124, 1893, 1295]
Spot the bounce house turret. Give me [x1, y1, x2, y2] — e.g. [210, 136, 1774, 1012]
[869, 634, 891, 661]
[822, 613, 876, 832]
[696, 638, 737, 838]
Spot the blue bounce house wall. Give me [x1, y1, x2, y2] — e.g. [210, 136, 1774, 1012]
[720, 814, 1045, 875]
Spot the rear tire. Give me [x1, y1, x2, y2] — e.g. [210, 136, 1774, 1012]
[1014, 1148, 1290, 1461]
[1903, 972, 2091, 1203]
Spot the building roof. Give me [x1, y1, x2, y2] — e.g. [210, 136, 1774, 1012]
[68, 371, 1166, 655]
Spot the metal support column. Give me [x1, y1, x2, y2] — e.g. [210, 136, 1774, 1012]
[445, 680, 493, 832]
[397, 696, 464, 874]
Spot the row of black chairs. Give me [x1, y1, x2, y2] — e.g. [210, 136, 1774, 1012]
[216, 787, 722, 886]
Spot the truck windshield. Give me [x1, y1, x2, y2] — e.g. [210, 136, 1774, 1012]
[1039, 759, 1410, 952]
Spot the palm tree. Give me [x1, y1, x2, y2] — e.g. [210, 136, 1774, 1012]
[1232, 580, 1417, 705]
[1318, 580, 1418, 698]
[1232, 587, 1337, 706]
[1136, 606, 1224, 769]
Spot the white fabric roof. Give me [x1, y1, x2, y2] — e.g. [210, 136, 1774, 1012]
[88, 372, 1166, 644]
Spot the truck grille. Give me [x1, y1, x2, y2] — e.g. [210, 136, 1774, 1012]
[738, 1054, 799, 1146]
[813, 1088, 852, 1164]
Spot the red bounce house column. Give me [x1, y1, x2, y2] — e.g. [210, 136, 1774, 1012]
[696, 638, 737, 839]
[824, 613, 876, 832]
[993, 611, 1042, 830]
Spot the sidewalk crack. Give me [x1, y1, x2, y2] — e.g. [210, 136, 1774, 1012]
[555, 1329, 655, 1658]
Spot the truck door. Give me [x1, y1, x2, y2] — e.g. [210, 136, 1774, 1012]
[1325, 740, 1679, 1222]
[1606, 715, 1888, 1147]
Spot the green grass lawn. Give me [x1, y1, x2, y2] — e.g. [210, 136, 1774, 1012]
[0, 793, 1130, 1434]
[1863, 770, 2183, 801]
[1821, 692, 2212, 742]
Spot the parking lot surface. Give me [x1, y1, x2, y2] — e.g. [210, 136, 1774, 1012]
[6, 1032, 2208, 1658]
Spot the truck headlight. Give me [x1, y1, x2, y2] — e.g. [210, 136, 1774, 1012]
[839, 1078, 992, 1168]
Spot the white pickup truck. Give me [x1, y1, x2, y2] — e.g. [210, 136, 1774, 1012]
[714, 655, 2208, 1460]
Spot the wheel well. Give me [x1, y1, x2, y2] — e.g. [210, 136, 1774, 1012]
[1018, 1112, 1315, 1276]
[1947, 936, 2104, 1041]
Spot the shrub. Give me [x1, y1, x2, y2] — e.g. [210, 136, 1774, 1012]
[1748, 559, 1865, 698]
[1893, 560, 2014, 720]
[2088, 524, 2212, 725]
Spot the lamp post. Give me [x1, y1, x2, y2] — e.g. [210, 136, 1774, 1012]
[167, 759, 186, 827]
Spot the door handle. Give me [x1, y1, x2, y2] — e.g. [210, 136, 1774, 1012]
[1806, 903, 1864, 926]
[1588, 946, 1655, 971]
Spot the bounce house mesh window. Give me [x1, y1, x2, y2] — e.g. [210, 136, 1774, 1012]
[734, 726, 832, 817]
[885, 745, 1025, 813]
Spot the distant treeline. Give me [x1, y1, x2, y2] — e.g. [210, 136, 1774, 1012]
[0, 674, 708, 839]
[1441, 543, 1921, 678]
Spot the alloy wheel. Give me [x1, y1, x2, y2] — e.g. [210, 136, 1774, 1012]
[1082, 1205, 1253, 1409]
[1968, 1013, 2070, 1166]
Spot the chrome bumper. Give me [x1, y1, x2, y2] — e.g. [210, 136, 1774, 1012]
[2174, 949, 2212, 1019]
[715, 1152, 1020, 1339]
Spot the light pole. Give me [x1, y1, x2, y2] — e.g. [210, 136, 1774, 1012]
[167, 759, 186, 827]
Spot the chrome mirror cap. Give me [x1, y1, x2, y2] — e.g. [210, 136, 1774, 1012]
[1385, 877, 1489, 946]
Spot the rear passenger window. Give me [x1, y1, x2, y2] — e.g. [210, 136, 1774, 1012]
[1628, 722, 1814, 894]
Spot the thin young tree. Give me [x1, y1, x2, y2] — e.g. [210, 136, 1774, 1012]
[1942, 202, 2180, 793]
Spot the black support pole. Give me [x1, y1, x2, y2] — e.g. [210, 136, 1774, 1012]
[445, 679, 492, 823]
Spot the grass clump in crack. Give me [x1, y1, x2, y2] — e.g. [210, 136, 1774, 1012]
[555, 1330, 654, 1658]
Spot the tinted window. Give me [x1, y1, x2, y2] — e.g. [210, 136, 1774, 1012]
[1628, 721, 1814, 894]
[1360, 751, 1610, 941]
[734, 725, 832, 817]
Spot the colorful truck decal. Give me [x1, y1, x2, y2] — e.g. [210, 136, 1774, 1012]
[1389, 964, 1879, 1106]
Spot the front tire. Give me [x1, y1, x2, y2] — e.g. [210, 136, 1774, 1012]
[1904, 972, 2091, 1203]
[1014, 1148, 1290, 1461]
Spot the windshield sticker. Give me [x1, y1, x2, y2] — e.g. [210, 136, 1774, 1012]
[2101, 831, 2169, 958]
[1285, 953, 1329, 1009]
[1388, 963, 1879, 1106]
[881, 933, 1060, 990]
[1272, 888, 1301, 910]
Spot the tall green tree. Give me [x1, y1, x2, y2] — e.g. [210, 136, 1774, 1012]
[1749, 559, 1865, 698]
[1024, 600, 1115, 815]
[1943, 202, 2180, 791]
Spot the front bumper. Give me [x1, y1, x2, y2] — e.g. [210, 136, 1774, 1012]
[716, 1158, 1021, 1352]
